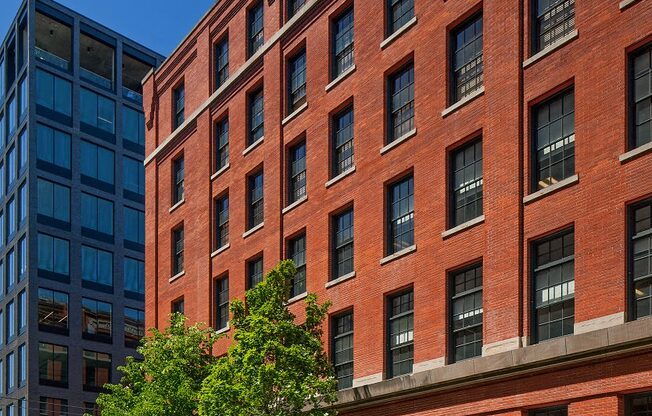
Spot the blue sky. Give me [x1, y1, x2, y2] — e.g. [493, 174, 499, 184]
[1, 0, 215, 56]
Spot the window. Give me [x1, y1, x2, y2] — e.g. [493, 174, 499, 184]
[172, 298, 185, 314]
[18, 183, 26, 226]
[215, 276, 229, 330]
[332, 311, 353, 390]
[40, 397, 68, 416]
[123, 156, 145, 196]
[173, 156, 184, 204]
[215, 37, 229, 89]
[333, 8, 354, 78]
[7, 146, 16, 188]
[36, 124, 71, 170]
[38, 288, 69, 332]
[288, 234, 306, 297]
[6, 250, 14, 291]
[125, 307, 145, 348]
[631, 43, 652, 149]
[388, 64, 414, 142]
[85, 402, 100, 416]
[628, 392, 652, 416]
[215, 194, 229, 249]
[79, 33, 114, 89]
[248, 170, 264, 229]
[124, 257, 145, 295]
[6, 352, 14, 393]
[533, 0, 575, 53]
[631, 200, 652, 319]
[124, 207, 145, 245]
[0, 113, 4, 150]
[451, 140, 483, 227]
[81, 140, 115, 185]
[247, 256, 264, 289]
[38, 343, 68, 386]
[451, 14, 483, 103]
[450, 264, 483, 362]
[332, 209, 354, 279]
[82, 298, 112, 341]
[533, 89, 575, 190]
[17, 344, 25, 386]
[80, 88, 115, 134]
[248, 2, 264, 57]
[17, 290, 26, 332]
[173, 226, 184, 275]
[81, 193, 114, 236]
[17, 77, 27, 120]
[38, 234, 69, 276]
[174, 84, 185, 129]
[388, 0, 414, 35]
[288, 141, 307, 204]
[82, 350, 111, 391]
[215, 118, 229, 171]
[37, 179, 70, 223]
[249, 88, 264, 145]
[35, 69, 72, 117]
[7, 96, 16, 137]
[18, 238, 26, 282]
[288, 51, 307, 113]
[288, 0, 306, 18]
[332, 106, 354, 176]
[7, 198, 15, 238]
[529, 407, 568, 416]
[387, 175, 414, 254]
[6, 301, 15, 341]
[18, 132, 26, 174]
[122, 106, 145, 146]
[387, 289, 413, 378]
[81, 245, 113, 287]
[533, 229, 575, 342]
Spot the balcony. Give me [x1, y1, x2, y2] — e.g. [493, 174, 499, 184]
[80, 33, 115, 90]
[35, 12, 71, 71]
[122, 53, 152, 104]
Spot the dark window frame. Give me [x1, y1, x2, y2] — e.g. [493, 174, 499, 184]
[247, 255, 264, 289]
[172, 155, 184, 204]
[288, 0, 306, 19]
[214, 36, 229, 90]
[215, 275, 229, 330]
[248, 87, 264, 145]
[173, 83, 185, 129]
[172, 225, 184, 276]
[450, 12, 484, 104]
[626, 391, 652, 416]
[387, 63, 415, 143]
[532, 0, 575, 54]
[331, 310, 354, 390]
[630, 199, 652, 321]
[386, 288, 414, 378]
[387, 175, 414, 255]
[287, 49, 307, 114]
[332, 207, 354, 280]
[288, 140, 307, 205]
[449, 138, 483, 227]
[332, 7, 354, 79]
[214, 117, 229, 172]
[287, 233, 307, 298]
[248, 1, 264, 57]
[630, 43, 652, 150]
[387, 0, 414, 36]
[332, 105, 354, 177]
[449, 263, 483, 363]
[528, 406, 568, 416]
[215, 193, 229, 250]
[247, 169, 264, 229]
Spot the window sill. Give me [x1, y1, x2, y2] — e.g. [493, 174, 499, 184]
[211, 163, 230, 181]
[282, 102, 308, 126]
[325, 271, 356, 288]
[243, 222, 264, 239]
[523, 174, 579, 204]
[325, 65, 356, 92]
[215, 324, 230, 335]
[442, 215, 485, 239]
[286, 292, 308, 305]
[282, 195, 308, 214]
[620, 0, 642, 10]
[380, 16, 418, 50]
[326, 166, 356, 188]
[169, 199, 185, 213]
[380, 129, 417, 155]
[169, 271, 185, 283]
[442, 87, 485, 118]
[211, 243, 230, 258]
[380, 245, 417, 265]
[243, 137, 264, 156]
[523, 30, 578, 68]
[619, 141, 652, 163]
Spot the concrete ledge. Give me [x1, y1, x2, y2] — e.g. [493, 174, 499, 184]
[482, 336, 521, 356]
[442, 215, 484, 239]
[620, 0, 642, 10]
[523, 174, 579, 204]
[326, 166, 356, 188]
[281, 102, 308, 126]
[282, 195, 308, 214]
[380, 129, 417, 155]
[169, 198, 185, 213]
[286, 292, 308, 305]
[169, 271, 185, 283]
[326, 65, 356, 92]
[381, 17, 417, 49]
[215, 324, 230, 335]
[352, 372, 384, 388]
[242, 137, 264, 156]
[523, 30, 578, 68]
[380, 245, 416, 265]
[211, 163, 230, 181]
[575, 312, 625, 334]
[619, 141, 652, 163]
[413, 357, 445, 373]
[211, 243, 230, 258]
[242, 222, 264, 239]
[441, 87, 485, 118]
[325, 271, 356, 289]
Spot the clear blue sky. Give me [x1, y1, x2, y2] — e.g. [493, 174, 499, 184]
[1, 0, 216, 56]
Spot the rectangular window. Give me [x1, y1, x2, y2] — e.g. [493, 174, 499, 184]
[215, 276, 229, 330]
[17, 290, 26, 332]
[80, 88, 115, 134]
[36, 124, 71, 170]
[451, 14, 483, 103]
[18, 184, 26, 226]
[533, 229, 575, 342]
[631, 200, 652, 319]
[81, 193, 114, 236]
[173, 226, 184, 275]
[79, 33, 115, 90]
[81, 140, 115, 185]
[387, 289, 414, 378]
[248, 2, 264, 57]
[249, 88, 264, 145]
[450, 264, 483, 362]
[18, 131, 26, 172]
[248, 170, 264, 229]
[288, 0, 306, 18]
[81, 298, 112, 342]
[17, 77, 27, 120]
[35, 69, 72, 117]
[18, 238, 26, 282]
[215, 118, 229, 171]
[38, 234, 69, 276]
[288, 141, 307, 204]
[333, 209, 354, 279]
[124, 257, 145, 295]
[40, 397, 69, 416]
[82, 350, 111, 391]
[81, 245, 113, 287]
[172, 298, 185, 314]
[6, 250, 14, 291]
[332, 311, 353, 390]
[124, 207, 145, 245]
[38, 178, 70, 223]
[174, 84, 185, 129]
[529, 407, 568, 416]
[7, 147, 16, 188]
[38, 288, 69, 333]
[123, 156, 145, 196]
[388, 64, 414, 142]
[333, 8, 354, 78]
[215, 194, 229, 249]
[288, 51, 307, 113]
[125, 307, 145, 348]
[7, 96, 16, 137]
[534, 0, 575, 53]
[387, 175, 414, 254]
[38, 343, 68, 386]
[173, 156, 184, 204]
[122, 106, 145, 146]
[288, 234, 306, 297]
[631, 43, 652, 149]
[332, 106, 354, 176]
[215, 37, 229, 89]
[451, 140, 483, 227]
[388, 0, 414, 35]
[533, 89, 575, 190]
[6, 301, 15, 341]
[17, 344, 25, 386]
[6, 352, 14, 392]
[7, 198, 15, 239]
[247, 256, 264, 289]
[628, 392, 652, 416]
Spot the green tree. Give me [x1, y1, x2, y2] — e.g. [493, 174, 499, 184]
[94, 314, 219, 416]
[198, 260, 338, 416]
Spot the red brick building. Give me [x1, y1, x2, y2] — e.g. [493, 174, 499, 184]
[143, 0, 652, 414]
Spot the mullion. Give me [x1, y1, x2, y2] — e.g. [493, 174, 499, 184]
[288, 234, 306, 297]
[333, 9, 354, 77]
[215, 119, 229, 171]
[389, 65, 414, 141]
[333, 106, 354, 175]
[536, 0, 575, 52]
[452, 15, 483, 102]
[215, 277, 229, 329]
[333, 209, 354, 278]
[288, 52, 306, 112]
[389, 176, 414, 254]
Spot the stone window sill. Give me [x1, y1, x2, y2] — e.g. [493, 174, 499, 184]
[380, 245, 416, 265]
[282, 102, 308, 126]
[523, 30, 578, 68]
[380, 129, 417, 155]
[211, 163, 230, 181]
[211, 243, 230, 258]
[215, 324, 230, 335]
[282, 195, 308, 214]
[442, 215, 485, 239]
[619, 141, 652, 164]
[442, 87, 485, 118]
[380, 16, 417, 49]
[326, 65, 356, 92]
[169, 199, 185, 213]
[326, 166, 356, 188]
[523, 174, 579, 204]
[620, 0, 642, 10]
[286, 292, 308, 305]
[325, 271, 356, 289]
[243, 137, 264, 156]
[169, 271, 185, 283]
[242, 222, 264, 239]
